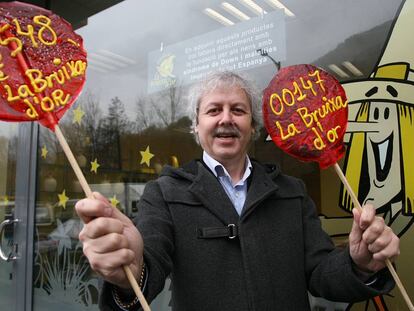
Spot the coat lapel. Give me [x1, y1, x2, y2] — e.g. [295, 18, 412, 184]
[188, 162, 240, 224]
[241, 162, 279, 219]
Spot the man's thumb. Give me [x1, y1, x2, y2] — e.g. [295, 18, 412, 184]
[349, 208, 363, 245]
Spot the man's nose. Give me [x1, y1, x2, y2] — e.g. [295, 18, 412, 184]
[219, 109, 233, 125]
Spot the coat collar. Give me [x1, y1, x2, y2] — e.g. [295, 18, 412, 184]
[161, 159, 280, 223]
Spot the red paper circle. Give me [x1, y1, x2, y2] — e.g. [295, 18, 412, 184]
[0, 2, 87, 130]
[262, 64, 348, 168]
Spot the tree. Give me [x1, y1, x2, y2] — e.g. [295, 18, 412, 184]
[135, 82, 185, 131]
[152, 83, 184, 127]
[99, 97, 133, 168]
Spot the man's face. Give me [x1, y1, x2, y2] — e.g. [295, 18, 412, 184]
[195, 86, 254, 165]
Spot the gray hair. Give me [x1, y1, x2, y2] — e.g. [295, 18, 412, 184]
[187, 71, 262, 143]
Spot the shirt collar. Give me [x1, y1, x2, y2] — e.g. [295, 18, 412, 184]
[202, 151, 252, 185]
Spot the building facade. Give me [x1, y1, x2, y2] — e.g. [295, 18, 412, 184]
[0, 0, 413, 310]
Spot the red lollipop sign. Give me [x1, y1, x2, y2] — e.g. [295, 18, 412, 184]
[262, 64, 348, 168]
[0, 1, 87, 130]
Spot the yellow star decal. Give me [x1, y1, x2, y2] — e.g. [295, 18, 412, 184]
[41, 145, 48, 159]
[140, 146, 154, 167]
[90, 158, 100, 174]
[58, 190, 69, 209]
[72, 106, 85, 125]
[109, 195, 119, 208]
[2, 196, 9, 206]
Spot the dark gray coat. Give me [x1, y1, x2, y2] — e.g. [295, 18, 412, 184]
[101, 160, 393, 311]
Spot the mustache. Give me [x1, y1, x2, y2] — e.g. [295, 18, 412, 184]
[213, 126, 241, 138]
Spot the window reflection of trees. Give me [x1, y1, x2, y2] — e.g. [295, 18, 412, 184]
[36, 82, 201, 222]
[58, 83, 197, 174]
[135, 83, 185, 130]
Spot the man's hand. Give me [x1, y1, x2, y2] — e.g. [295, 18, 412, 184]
[349, 204, 400, 273]
[75, 192, 144, 289]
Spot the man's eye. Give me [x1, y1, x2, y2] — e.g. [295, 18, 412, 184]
[206, 108, 219, 114]
[233, 108, 246, 115]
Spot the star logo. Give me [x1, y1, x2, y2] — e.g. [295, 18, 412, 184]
[41, 145, 48, 159]
[140, 146, 154, 167]
[58, 190, 69, 209]
[109, 195, 120, 208]
[73, 106, 85, 125]
[157, 54, 176, 78]
[90, 158, 100, 174]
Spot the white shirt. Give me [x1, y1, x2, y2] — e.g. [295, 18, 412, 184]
[203, 151, 252, 215]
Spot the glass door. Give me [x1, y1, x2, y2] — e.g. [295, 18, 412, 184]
[31, 124, 100, 311]
[0, 122, 39, 311]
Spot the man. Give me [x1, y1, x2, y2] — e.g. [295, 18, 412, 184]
[76, 71, 399, 310]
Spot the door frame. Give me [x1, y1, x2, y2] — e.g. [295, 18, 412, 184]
[14, 122, 38, 311]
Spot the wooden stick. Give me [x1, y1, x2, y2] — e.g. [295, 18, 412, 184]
[333, 163, 414, 311]
[124, 265, 151, 310]
[55, 125, 151, 311]
[55, 125, 93, 198]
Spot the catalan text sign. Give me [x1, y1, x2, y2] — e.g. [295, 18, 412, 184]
[148, 9, 285, 93]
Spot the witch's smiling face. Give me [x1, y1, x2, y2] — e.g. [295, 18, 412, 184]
[364, 101, 401, 208]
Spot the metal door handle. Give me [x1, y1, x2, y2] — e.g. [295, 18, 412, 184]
[0, 218, 20, 262]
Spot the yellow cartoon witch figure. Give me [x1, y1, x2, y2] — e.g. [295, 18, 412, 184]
[341, 0, 414, 233]
[340, 0, 414, 309]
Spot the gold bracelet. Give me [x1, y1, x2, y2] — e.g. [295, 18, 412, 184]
[139, 261, 146, 287]
[113, 287, 139, 309]
[112, 262, 146, 309]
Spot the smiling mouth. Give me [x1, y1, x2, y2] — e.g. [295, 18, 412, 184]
[370, 132, 393, 185]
